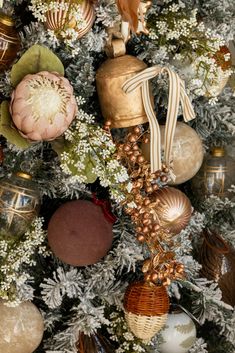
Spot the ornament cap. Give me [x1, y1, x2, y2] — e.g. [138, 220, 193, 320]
[0, 13, 14, 27]
[16, 171, 32, 180]
[211, 146, 225, 157]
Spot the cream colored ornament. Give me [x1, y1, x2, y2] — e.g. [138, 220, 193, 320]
[159, 309, 196, 353]
[0, 300, 44, 353]
[142, 122, 204, 184]
[10, 71, 77, 141]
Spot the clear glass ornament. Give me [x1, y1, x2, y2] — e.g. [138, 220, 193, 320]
[191, 147, 235, 200]
[0, 171, 41, 238]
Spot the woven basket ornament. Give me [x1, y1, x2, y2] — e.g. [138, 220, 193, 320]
[124, 281, 170, 340]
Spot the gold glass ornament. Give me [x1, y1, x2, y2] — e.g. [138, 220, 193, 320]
[124, 281, 169, 340]
[45, 0, 95, 39]
[96, 54, 150, 128]
[191, 146, 235, 200]
[141, 122, 204, 185]
[0, 13, 20, 71]
[151, 187, 192, 235]
[0, 171, 41, 237]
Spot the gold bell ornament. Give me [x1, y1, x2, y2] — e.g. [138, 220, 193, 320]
[96, 39, 149, 128]
[96, 2, 153, 129]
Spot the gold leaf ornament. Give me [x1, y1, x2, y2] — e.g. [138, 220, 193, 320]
[10, 44, 65, 87]
[116, 0, 141, 32]
[0, 101, 30, 149]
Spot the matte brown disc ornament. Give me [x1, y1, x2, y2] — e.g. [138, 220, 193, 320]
[47, 200, 114, 266]
[151, 187, 192, 235]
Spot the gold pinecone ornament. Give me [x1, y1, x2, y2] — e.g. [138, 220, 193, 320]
[124, 281, 170, 340]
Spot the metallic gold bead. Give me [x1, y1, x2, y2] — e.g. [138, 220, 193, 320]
[153, 224, 160, 231]
[137, 234, 145, 243]
[130, 155, 137, 163]
[146, 186, 153, 193]
[143, 219, 151, 226]
[150, 272, 159, 282]
[161, 175, 168, 183]
[143, 199, 151, 206]
[133, 126, 141, 134]
[128, 134, 138, 143]
[137, 155, 145, 164]
[123, 144, 131, 152]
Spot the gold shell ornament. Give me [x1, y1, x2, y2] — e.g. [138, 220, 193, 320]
[151, 187, 192, 235]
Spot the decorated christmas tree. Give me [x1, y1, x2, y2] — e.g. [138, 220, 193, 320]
[0, 1, 234, 352]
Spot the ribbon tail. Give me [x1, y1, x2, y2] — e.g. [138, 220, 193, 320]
[142, 81, 161, 173]
[162, 68, 180, 166]
[180, 80, 195, 122]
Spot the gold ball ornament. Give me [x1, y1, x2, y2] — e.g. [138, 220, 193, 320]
[0, 300, 44, 353]
[0, 14, 20, 71]
[45, 0, 95, 39]
[151, 187, 192, 235]
[124, 281, 170, 340]
[141, 122, 204, 185]
[191, 147, 235, 200]
[0, 172, 41, 237]
[96, 55, 150, 128]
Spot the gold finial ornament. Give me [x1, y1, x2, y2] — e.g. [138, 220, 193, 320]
[16, 171, 32, 180]
[211, 146, 225, 157]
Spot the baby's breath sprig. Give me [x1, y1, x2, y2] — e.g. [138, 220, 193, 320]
[0, 217, 48, 305]
[60, 108, 130, 203]
[148, 2, 232, 99]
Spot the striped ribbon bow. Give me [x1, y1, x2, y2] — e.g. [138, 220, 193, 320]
[122, 66, 195, 174]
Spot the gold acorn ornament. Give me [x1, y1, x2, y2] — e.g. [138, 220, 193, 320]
[0, 13, 20, 71]
[44, 0, 95, 39]
[124, 281, 170, 340]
